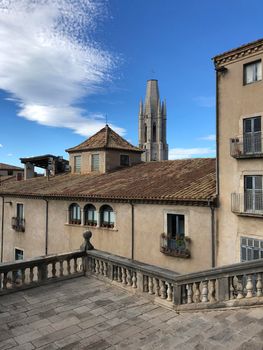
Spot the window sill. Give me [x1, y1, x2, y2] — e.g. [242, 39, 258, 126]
[236, 212, 263, 219]
[64, 223, 118, 231]
[243, 79, 262, 86]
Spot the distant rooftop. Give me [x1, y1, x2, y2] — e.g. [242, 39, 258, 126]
[0, 162, 23, 171]
[0, 158, 216, 204]
[66, 125, 142, 153]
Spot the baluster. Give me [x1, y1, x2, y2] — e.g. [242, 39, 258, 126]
[99, 260, 104, 275]
[154, 278, 160, 296]
[30, 267, 34, 283]
[21, 269, 25, 285]
[166, 282, 172, 302]
[187, 283, 193, 304]
[229, 277, 235, 299]
[67, 259, 71, 275]
[103, 262, 107, 277]
[201, 281, 208, 302]
[11, 271, 16, 288]
[160, 280, 166, 299]
[236, 275, 244, 299]
[74, 258, 78, 273]
[256, 273, 262, 297]
[209, 280, 216, 302]
[132, 272, 137, 288]
[121, 267, 126, 285]
[59, 261, 64, 277]
[245, 274, 253, 298]
[118, 266, 122, 282]
[181, 285, 187, 304]
[194, 282, 200, 303]
[126, 270, 132, 286]
[148, 277, 154, 295]
[95, 260, 99, 274]
[113, 266, 117, 280]
[3, 272, 7, 289]
[52, 262, 56, 277]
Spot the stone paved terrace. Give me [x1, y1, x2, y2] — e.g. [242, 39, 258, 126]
[0, 276, 263, 350]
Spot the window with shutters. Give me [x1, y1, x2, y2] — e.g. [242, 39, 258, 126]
[244, 175, 263, 213]
[100, 205, 115, 228]
[69, 203, 81, 225]
[84, 204, 97, 226]
[244, 60, 262, 85]
[241, 237, 263, 261]
[243, 116, 262, 154]
[91, 154, 100, 171]
[12, 203, 25, 232]
[74, 155, 81, 173]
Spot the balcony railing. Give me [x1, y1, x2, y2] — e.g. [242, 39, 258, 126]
[232, 192, 263, 215]
[11, 217, 25, 232]
[2, 233, 263, 311]
[160, 234, 190, 258]
[230, 134, 263, 158]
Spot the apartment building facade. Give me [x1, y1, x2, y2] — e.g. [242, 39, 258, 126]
[214, 39, 263, 266]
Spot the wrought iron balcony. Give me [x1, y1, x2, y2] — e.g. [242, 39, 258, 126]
[231, 192, 263, 215]
[230, 135, 263, 158]
[160, 234, 190, 258]
[11, 217, 25, 232]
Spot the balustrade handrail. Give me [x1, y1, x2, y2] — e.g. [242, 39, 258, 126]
[86, 249, 263, 285]
[0, 250, 85, 273]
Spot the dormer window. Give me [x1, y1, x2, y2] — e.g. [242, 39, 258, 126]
[74, 156, 81, 173]
[244, 60, 262, 85]
[91, 154, 99, 171]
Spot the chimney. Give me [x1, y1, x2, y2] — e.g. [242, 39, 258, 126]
[16, 173, 23, 181]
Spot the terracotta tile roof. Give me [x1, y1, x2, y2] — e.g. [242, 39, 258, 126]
[0, 175, 17, 184]
[0, 162, 23, 171]
[66, 125, 142, 153]
[0, 158, 216, 204]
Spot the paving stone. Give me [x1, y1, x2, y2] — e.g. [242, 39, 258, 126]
[2, 276, 263, 350]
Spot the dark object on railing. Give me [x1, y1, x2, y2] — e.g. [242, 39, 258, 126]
[230, 135, 263, 158]
[101, 222, 114, 229]
[85, 220, 97, 227]
[11, 217, 25, 232]
[81, 231, 94, 251]
[69, 219, 81, 225]
[160, 234, 190, 258]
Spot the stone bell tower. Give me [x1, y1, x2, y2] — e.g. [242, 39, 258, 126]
[138, 79, 168, 161]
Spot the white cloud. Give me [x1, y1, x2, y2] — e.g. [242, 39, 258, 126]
[194, 96, 215, 108]
[198, 134, 216, 141]
[0, 144, 3, 148]
[0, 0, 122, 137]
[169, 147, 215, 160]
[7, 153, 13, 156]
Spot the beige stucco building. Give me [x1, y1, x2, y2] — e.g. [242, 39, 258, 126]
[0, 125, 216, 274]
[214, 38, 263, 266]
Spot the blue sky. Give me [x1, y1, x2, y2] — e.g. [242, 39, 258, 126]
[1, 0, 263, 166]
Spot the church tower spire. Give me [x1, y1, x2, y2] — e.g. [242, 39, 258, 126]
[138, 79, 168, 161]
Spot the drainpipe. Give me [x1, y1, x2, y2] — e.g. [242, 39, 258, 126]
[0, 196, 4, 263]
[129, 201, 134, 260]
[209, 201, 216, 268]
[43, 199, 49, 255]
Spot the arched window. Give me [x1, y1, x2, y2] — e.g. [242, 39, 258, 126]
[84, 204, 97, 226]
[153, 123, 156, 142]
[144, 124, 147, 143]
[100, 205, 115, 228]
[69, 203, 81, 225]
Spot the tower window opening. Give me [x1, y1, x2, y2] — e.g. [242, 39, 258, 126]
[153, 123, 156, 142]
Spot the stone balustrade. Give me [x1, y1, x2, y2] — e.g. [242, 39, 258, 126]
[1, 231, 263, 311]
[0, 250, 85, 295]
[86, 249, 263, 311]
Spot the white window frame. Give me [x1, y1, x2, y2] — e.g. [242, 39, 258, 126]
[163, 209, 189, 237]
[244, 60, 262, 85]
[241, 236, 263, 261]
